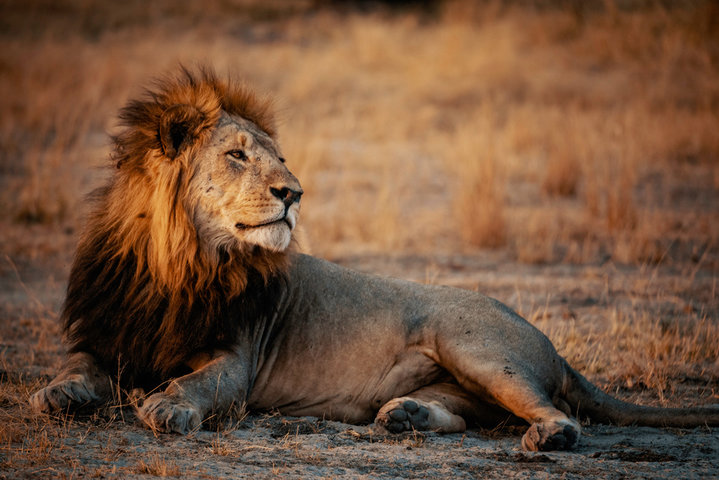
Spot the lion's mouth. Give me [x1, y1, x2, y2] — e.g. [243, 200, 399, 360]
[235, 217, 290, 230]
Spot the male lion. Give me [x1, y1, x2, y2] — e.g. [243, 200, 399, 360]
[31, 67, 719, 451]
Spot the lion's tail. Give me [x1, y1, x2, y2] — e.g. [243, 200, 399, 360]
[562, 361, 719, 427]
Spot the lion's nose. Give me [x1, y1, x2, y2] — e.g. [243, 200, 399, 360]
[270, 186, 303, 208]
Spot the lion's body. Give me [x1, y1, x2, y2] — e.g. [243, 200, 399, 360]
[31, 67, 719, 452]
[246, 254, 557, 423]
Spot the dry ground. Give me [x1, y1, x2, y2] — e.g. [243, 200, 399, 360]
[1, 249, 718, 479]
[1, 1, 719, 478]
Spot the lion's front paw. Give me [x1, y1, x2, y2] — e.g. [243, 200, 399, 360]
[375, 398, 430, 433]
[29, 374, 100, 413]
[521, 419, 580, 451]
[137, 393, 202, 434]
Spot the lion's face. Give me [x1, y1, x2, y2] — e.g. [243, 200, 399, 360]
[190, 112, 302, 253]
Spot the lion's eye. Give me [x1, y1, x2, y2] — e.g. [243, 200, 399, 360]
[227, 150, 248, 161]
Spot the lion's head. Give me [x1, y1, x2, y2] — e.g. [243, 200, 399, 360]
[188, 111, 302, 254]
[112, 66, 302, 269]
[62, 67, 301, 386]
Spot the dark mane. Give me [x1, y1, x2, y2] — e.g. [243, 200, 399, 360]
[62, 67, 289, 389]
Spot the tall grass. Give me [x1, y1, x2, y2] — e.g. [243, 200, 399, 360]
[445, 108, 507, 249]
[533, 306, 719, 402]
[0, 1, 717, 264]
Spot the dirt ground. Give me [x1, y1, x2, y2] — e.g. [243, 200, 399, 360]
[5, 412, 719, 479]
[1, 242, 717, 479]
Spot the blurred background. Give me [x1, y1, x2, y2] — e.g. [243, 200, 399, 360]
[1, 0, 718, 266]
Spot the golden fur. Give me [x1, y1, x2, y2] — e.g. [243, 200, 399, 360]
[110, 65, 282, 296]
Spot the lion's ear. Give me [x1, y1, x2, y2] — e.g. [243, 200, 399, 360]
[159, 104, 205, 159]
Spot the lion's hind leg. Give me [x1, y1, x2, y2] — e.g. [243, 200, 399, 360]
[374, 383, 471, 434]
[498, 389, 580, 451]
[30, 352, 112, 413]
[464, 371, 581, 451]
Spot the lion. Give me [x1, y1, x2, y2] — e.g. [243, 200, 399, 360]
[30, 66, 719, 451]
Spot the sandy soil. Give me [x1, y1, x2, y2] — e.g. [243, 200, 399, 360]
[1, 240, 717, 479]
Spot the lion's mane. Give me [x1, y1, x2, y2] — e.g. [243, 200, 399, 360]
[63, 67, 289, 388]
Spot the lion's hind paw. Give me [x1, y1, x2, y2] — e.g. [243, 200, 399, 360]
[375, 398, 431, 433]
[521, 419, 580, 451]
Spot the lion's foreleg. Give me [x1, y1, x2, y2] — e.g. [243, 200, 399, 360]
[136, 350, 250, 434]
[30, 352, 113, 413]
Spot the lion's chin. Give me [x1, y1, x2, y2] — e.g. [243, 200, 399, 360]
[241, 222, 293, 252]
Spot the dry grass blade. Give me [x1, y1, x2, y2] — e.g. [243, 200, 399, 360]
[135, 455, 182, 477]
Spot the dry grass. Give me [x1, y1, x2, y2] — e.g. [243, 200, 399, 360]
[135, 455, 182, 477]
[1, 1, 716, 264]
[446, 108, 508, 248]
[534, 307, 719, 400]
